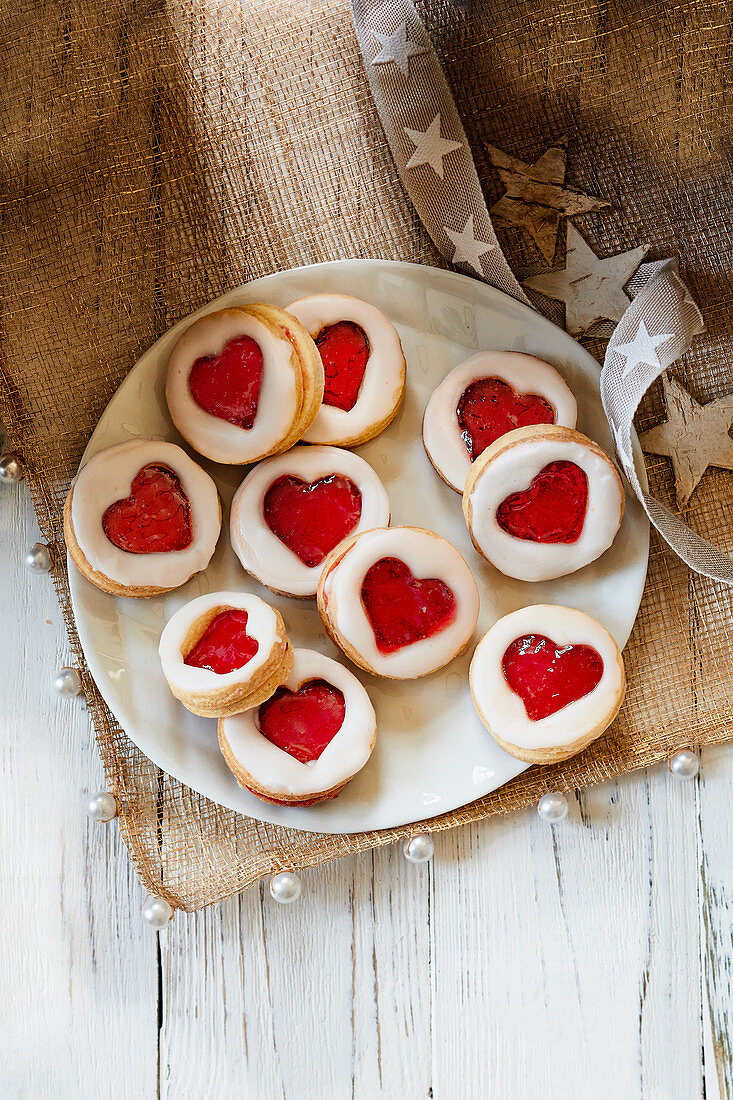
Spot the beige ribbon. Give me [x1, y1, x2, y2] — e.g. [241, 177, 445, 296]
[351, 0, 733, 583]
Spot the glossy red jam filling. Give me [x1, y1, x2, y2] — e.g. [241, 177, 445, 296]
[188, 335, 263, 428]
[457, 377, 555, 461]
[183, 609, 259, 675]
[102, 464, 192, 554]
[258, 679, 346, 763]
[502, 634, 604, 720]
[315, 321, 370, 411]
[496, 460, 588, 543]
[360, 557, 456, 654]
[263, 473, 362, 567]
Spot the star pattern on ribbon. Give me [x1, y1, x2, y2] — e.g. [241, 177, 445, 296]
[488, 135, 610, 264]
[523, 226, 648, 337]
[639, 373, 733, 508]
[443, 215, 495, 275]
[614, 319, 675, 379]
[404, 113, 463, 179]
[371, 23, 428, 77]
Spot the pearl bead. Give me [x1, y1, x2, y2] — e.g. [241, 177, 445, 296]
[537, 792, 569, 823]
[0, 453, 24, 484]
[53, 666, 83, 698]
[403, 834, 434, 863]
[269, 872, 302, 904]
[86, 791, 118, 822]
[24, 542, 53, 573]
[142, 896, 174, 929]
[669, 749, 699, 780]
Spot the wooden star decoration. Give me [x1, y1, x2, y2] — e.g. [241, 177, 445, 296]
[522, 225, 648, 337]
[487, 135, 610, 264]
[639, 372, 733, 508]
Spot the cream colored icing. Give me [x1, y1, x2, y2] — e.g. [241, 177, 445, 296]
[165, 308, 300, 463]
[158, 590, 285, 694]
[469, 604, 624, 752]
[230, 445, 391, 597]
[322, 526, 480, 679]
[422, 351, 577, 492]
[219, 647, 376, 798]
[71, 439, 220, 589]
[286, 294, 404, 444]
[466, 435, 623, 581]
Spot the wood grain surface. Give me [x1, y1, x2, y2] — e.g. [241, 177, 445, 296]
[2, 479, 731, 1097]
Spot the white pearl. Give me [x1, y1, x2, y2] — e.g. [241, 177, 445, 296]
[142, 896, 174, 929]
[24, 542, 53, 573]
[0, 453, 24, 484]
[669, 749, 699, 780]
[86, 791, 118, 822]
[403, 834, 434, 863]
[537, 792, 569, 822]
[269, 871, 302, 904]
[53, 666, 83, 698]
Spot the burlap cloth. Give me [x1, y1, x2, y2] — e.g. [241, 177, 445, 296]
[2, 0, 731, 910]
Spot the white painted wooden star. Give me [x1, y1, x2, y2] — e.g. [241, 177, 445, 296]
[614, 320, 675, 379]
[371, 23, 428, 77]
[444, 215, 495, 276]
[404, 113, 463, 179]
[639, 373, 733, 508]
[488, 135, 610, 263]
[523, 226, 648, 337]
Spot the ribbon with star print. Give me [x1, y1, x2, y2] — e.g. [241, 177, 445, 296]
[351, 0, 733, 584]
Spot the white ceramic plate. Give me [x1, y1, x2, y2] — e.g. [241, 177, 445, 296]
[69, 260, 649, 834]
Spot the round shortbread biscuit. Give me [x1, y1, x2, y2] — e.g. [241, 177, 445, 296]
[218, 647, 376, 805]
[423, 351, 577, 492]
[230, 445, 390, 598]
[165, 304, 324, 464]
[317, 526, 480, 680]
[286, 293, 406, 447]
[158, 590, 293, 718]
[462, 424, 624, 582]
[64, 438, 221, 598]
[470, 604, 626, 764]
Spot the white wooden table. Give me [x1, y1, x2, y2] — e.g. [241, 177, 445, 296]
[2, 477, 732, 1099]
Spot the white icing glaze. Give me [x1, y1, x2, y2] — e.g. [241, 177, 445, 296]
[470, 604, 624, 752]
[286, 294, 404, 444]
[230, 445, 391, 597]
[423, 351, 577, 492]
[71, 439, 220, 589]
[158, 590, 285, 694]
[322, 526, 480, 679]
[219, 647, 376, 798]
[466, 434, 623, 582]
[165, 307, 300, 463]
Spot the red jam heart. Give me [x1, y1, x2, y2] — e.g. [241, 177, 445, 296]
[184, 609, 259, 674]
[188, 335, 263, 428]
[315, 321, 370, 411]
[263, 473, 362, 567]
[502, 633, 604, 720]
[258, 679, 346, 763]
[360, 557, 456, 654]
[102, 464, 192, 554]
[456, 377, 555, 461]
[496, 460, 588, 543]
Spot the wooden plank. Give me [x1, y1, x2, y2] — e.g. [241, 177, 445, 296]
[0, 482, 158, 1097]
[160, 862, 356, 1098]
[698, 746, 733, 1099]
[429, 771, 702, 1098]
